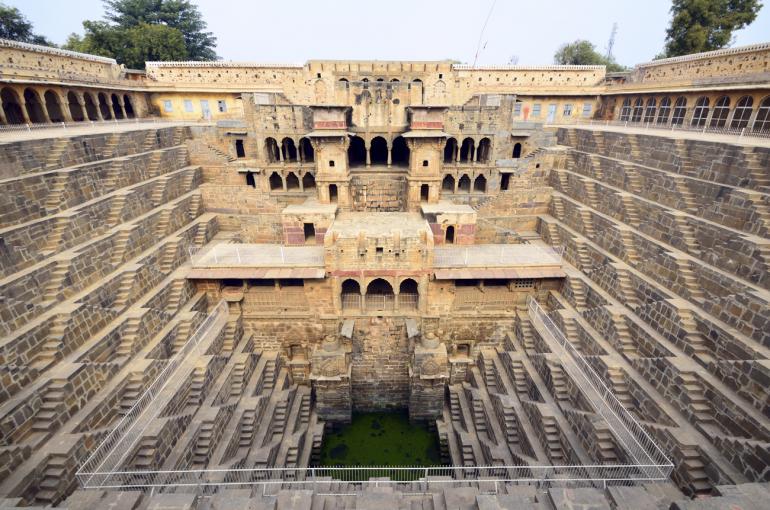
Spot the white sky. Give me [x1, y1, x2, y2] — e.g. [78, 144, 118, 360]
[9, 0, 770, 67]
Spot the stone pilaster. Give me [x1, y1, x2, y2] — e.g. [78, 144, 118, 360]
[409, 332, 448, 423]
[310, 335, 352, 424]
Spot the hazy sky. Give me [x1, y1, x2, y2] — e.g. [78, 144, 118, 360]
[9, 0, 770, 67]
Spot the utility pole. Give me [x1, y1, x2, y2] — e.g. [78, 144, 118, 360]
[605, 22, 618, 62]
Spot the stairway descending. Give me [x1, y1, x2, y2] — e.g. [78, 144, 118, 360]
[606, 367, 635, 412]
[193, 422, 214, 466]
[44, 139, 69, 169]
[119, 374, 144, 415]
[271, 401, 288, 440]
[542, 416, 564, 463]
[42, 216, 70, 254]
[116, 317, 142, 358]
[238, 409, 256, 450]
[678, 372, 715, 427]
[43, 173, 69, 213]
[32, 380, 67, 433]
[680, 447, 712, 495]
[471, 398, 487, 434]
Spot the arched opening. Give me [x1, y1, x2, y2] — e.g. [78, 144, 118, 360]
[285, 172, 300, 190]
[24, 88, 46, 123]
[67, 91, 84, 121]
[753, 96, 770, 132]
[123, 95, 135, 118]
[282, 137, 297, 161]
[444, 137, 457, 163]
[458, 174, 471, 192]
[657, 97, 671, 124]
[710, 96, 730, 128]
[97, 92, 112, 119]
[1, 87, 24, 124]
[329, 184, 338, 203]
[265, 137, 280, 163]
[442, 174, 455, 192]
[671, 97, 687, 125]
[83, 93, 98, 120]
[43, 90, 64, 122]
[299, 137, 314, 162]
[473, 174, 487, 192]
[341, 279, 361, 311]
[731, 96, 754, 129]
[631, 98, 644, 122]
[390, 78, 400, 83]
[477, 137, 491, 162]
[460, 138, 474, 162]
[643, 98, 657, 123]
[370, 136, 388, 164]
[348, 136, 366, 167]
[456, 343, 470, 357]
[245, 171, 256, 188]
[269, 171, 283, 190]
[691, 96, 709, 126]
[339, 78, 349, 88]
[302, 172, 316, 189]
[399, 278, 419, 311]
[391, 136, 409, 166]
[619, 98, 632, 121]
[420, 184, 429, 201]
[111, 93, 124, 119]
[512, 142, 522, 158]
[445, 225, 455, 244]
[366, 278, 394, 311]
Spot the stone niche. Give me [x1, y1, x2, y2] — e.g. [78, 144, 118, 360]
[281, 199, 338, 246]
[421, 201, 476, 245]
[310, 334, 352, 424]
[408, 332, 449, 423]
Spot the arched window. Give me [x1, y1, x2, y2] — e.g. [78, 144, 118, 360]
[399, 279, 419, 311]
[123, 94, 135, 118]
[656, 97, 671, 124]
[691, 96, 709, 127]
[265, 137, 280, 163]
[731, 96, 754, 129]
[444, 137, 457, 163]
[753, 96, 770, 132]
[285, 172, 300, 190]
[391, 136, 409, 166]
[299, 137, 314, 162]
[671, 97, 687, 125]
[442, 174, 455, 191]
[302, 172, 316, 189]
[341, 279, 361, 310]
[269, 171, 283, 190]
[67, 91, 84, 121]
[366, 279, 394, 311]
[111, 93, 124, 119]
[281, 137, 297, 161]
[445, 225, 455, 244]
[512, 142, 522, 158]
[631, 98, 644, 122]
[473, 174, 487, 192]
[370, 136, 388, 164]
[83, 93, 99, 120]
[43, 90, 64, 122]
[619, 98, 632, 121]
[458, 174, 471, 192]
[1, 87, 24, 124]
[348, 136, 366, 166]
[24, 88, 46, 123]
[643, 98, 656, 123]
[97, 92, 112, 119]
[477, 137, 491, 162]
[710, 96, 730, 128]
[460, 138, 474, 162]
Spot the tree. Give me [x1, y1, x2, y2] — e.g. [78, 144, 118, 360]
[0, 2, 53, 46]
[554, 40, 627, 72]
[662, 0, 762, 57]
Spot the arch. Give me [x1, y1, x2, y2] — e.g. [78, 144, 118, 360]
[460, 137, 474, 162]
[390, 78, 400, 82]
[265, 137, 280, 163]
[1, 87, 24, 124]
[643, 97, 656, 123]
[302, 172, 316, 189]
[671, 96, 687, 125]
[631, 98, 644, 122]
[66, 91, 84, 121]
[281, 137, 297, 161]
[97, 92, 112, 119]
[691, 96, 709, 126]
[473, 174, 487, 192]
[477, 137, 491, 162]
[341, 279, 361, 310]
[370, 136, 388, 164]
[269, 171, 283, 190]
[398, 278, 419, 311]
[123, 94, 135, 118]
[111, 93, 124, 119]
[512, 142, 522, 158]
[366, 278, 394, 311]
[619, 97, 632, 121]
[43, 90, 64, 122]
[442, 174, 455, 191]
[348, 135, 366, 166]
[710, 96, 730, 128]
[328, 184, 338, 203]
[753, 96, 770, 132]
[285, 172, 300, 190]
[458, 174, 471, 192]
[445, 225, 455, 244]
[391, 136, 409, 166]
[420, 184, 429, 201]
[656, 97, 671, 124]
[83, 92, 99, 120]
[24, 88, 46, 123]
[339, 78, 349, 83]
[299, 137, 314, 162]
[444, 137, 457, 163]
[731, 96, 754, 129]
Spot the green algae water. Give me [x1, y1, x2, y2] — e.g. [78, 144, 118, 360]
[319, 411, 442, 466]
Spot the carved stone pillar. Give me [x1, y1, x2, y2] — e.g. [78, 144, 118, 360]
[409, 332, 448, 423]
[310, 335, 352, 424]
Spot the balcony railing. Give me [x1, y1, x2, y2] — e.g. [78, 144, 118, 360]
[553, 118, 770, 140]
[365, 294, 394, 312]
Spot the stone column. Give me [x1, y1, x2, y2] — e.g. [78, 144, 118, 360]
[19, 100, 31, 124]
[409, 332, 448, 423]
[57, 92, 74, 122]
[0, 105, 7, 125]
[365, 142, 371, 167]
[115, 94, 126, 118]
[387, 145, 392, 167]
[472, 144, 478, 163]
[279, 142, 285, 163]
[310, 335, 352, 424]
[455, 144, 460, 163]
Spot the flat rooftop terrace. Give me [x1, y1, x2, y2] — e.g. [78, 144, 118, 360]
[433, 242, 565, 279]
[328, 212, 431, 238]
[188, 243, 325, 279]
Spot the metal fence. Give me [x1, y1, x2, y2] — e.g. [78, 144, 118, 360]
[433, 244, 563, 268]
[0, 117, 199, 134]
[555, 118, 770, 140]
[189, 243, 325, 268]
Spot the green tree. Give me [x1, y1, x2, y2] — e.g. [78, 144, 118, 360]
[0, 2, 53, 46]
[662, 0, 762, 57]
[553, 40, 627, 72]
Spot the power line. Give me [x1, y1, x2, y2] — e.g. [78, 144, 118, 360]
[606, 22, 618, 61]
[472, 0, 497, 67]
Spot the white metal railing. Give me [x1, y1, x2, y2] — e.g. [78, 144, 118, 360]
[0, 117, 199, 134]
[341, 293, 361, 310]
[365, 294, 395, 312]
[189, 243, 325, 268]
[527, 297, 672, 479]
[554, 118, 770, 140]
[77, 300, 228, 487]
[398, 293, 418, 311]
[433, 244, 563, 268]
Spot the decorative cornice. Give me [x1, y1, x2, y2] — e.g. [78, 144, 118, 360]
[146, 61, 303, 69]
[0, 38, 117, 65]
[636, 42, 770, 68]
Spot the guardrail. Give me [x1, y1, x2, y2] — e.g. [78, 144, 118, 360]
[553, 119, 770, 140]
[0, 117, 206, 134]
[433, 244, 563, 268]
